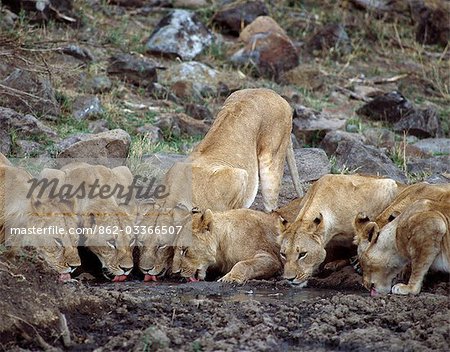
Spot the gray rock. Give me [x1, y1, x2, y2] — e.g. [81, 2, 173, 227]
[212, 0, 269, 35]
[154, 113, 181, 136]
[407, 156, 449, 175]
[0, 130, 12, 155]
[292, 105, 347, 146]
[424, 173, 450, 184]
[393, 107, 443, 138]
[185, 103, 213, 121]
[357, 91, 414, 123]
[107, 54, 162, 87]
[136, 124, 164, 143]
[88, 120, 109, 134]
[141, 153, 187, 182]
[57, 129, 131, 167]
[0, 8, 17, 28]
[176, 113, 210, 137]
[363, 128, 395, 148]
[146, 9, 212, 61]
[0, 107, 59, 140]
[0, 69, 60, 117]
[72, 95, 104, 121]
[308, 24, 352, 55]
[284, 148, 331, 183]
[320, 131, 366, 156]
[85, 76, 112, 94]
[16, 140, 42, 157]
[62, 44, 94, 62]
[412, 138, 450, 155]
[334, 140, 408, 182]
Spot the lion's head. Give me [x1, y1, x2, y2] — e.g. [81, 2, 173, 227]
[279, 213, 327, 286]
[172, 209, 215, 282]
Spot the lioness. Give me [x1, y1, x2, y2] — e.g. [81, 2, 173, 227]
[171, 208, 283, 283]
[354, 182, 450, 257]
[161, 88, 303, 212]
[359, 197, 450, 296]
[279, 174, 401, 287]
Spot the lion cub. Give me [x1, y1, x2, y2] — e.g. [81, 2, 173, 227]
[172, 209, 283, 283]
[359, 195, 450, 296]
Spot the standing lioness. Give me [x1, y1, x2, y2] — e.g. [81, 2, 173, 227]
[161, 88, 303, 212]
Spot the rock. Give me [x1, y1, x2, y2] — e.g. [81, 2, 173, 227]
[424, 173, 450, 184]
[307, 24, 352, 55]
[231, 16, 298, 79]
[407, 156, 449, 175]
[0, 107, 58, 141]
[412, 138, 450, 155]
[356, 91, 414, 123]
[320, 130, 366, 156]
[57, 129, 131, 167]
[107, 54, 162, 87]
[176, 113, 210, 137]
[85, 76, 113, 94]
[146, 9, 212, 60]
[292, 106, 347, 146]
[212, 0, 269, 35]
[185, 103, 213, 121]
[280, 65, 325, 91]
[72, 95, 104, 121]
[2, 0, 76, 23]
[0, 130, 12, 155]
[138, 327, 170, 350]
[0, 68, 60, 117]
[284, 148, 331, 183]
[353, 85, 384, 99]
[333, 140, 408, 182]
[173, 0, 208, 8]
[415, 5, 450, 47]
[0, 8, 18, 27]
[363, 128, 395, 148]
[154, 113, 181, 136]
[16, 140, 42, 157]
[88, 120, 109, 134]
[159, 61, 222, 98]
[393, 107, 443, 138]
[141, 152, 187, 182]
[61, 44, 94, 62]
[136, 125, 164, 143]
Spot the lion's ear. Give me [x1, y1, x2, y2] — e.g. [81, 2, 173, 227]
[200, 209, 213, 231]
[365, 222, 379, 243]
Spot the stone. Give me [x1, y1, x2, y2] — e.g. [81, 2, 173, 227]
[154, 113, 181, 136]
[88, 120, 109, 134]
[393, 107, 443, 138]
[363, 128, 395, 148]
[307, 24, 352, 55]
[0, 130, 12, 155]
[107, 54, 162, 87]
[412, 138, 450, 155]
[415, 5, 450, 47]
[72, 95, 104, 121]
[424, 173, 450, 184]
[284, 148, 331, 183]
[185, 103, 213, 121]
[407, 156, 449, 175]
[356, 91, 414, 123]
[231, 31, 299, 79]
[333, 140, 408, 182]
[239, 16, 286, 42]
[136, 124, 164, 143]
[16, 140, 42, 157]
[85, 76, 112, 94]
[2, 0, 76, 23]
[320, 130, 366, 156]
[141, 153, 187, 182]
[176, 113, 210, 137]
[146, 9, 212, 61]
[0, 68, 60, 117]
[173, 0, 208, 9]
[0, 8, 18, 27]
[57, 129, 131, 167]
[212, 0, 269, 35]
[280, 65, 325, 91]
[0, 107, 58, 141]
[292, 106, 347, 146]
[61, 44, 94, 62]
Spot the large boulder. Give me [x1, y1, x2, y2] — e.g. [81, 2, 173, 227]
[284, 148, 331, 183]
[0, 69, 60, 118]
[146, 10, 212, 60]
[57, 129, 131, 167]
[212, 0, 269, 35]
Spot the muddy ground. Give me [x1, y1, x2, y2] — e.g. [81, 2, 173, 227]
[0, 251, 449, 352]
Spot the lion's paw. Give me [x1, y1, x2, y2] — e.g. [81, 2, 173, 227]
[392, 283, 419, 295]
[218, 272, 246, 284]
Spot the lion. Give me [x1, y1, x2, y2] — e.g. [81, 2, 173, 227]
[273, 197, 304, 223]
[359, 196, 450, 296]
[279, 174, 402, 287]
[171, 208, 283, 283]
[353, 182, 450, 257]
[160, 88, 303, 213]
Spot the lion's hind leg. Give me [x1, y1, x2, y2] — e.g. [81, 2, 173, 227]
[218, 252, 281, 284]
[258, 149, 287, 212]
[392, 212, 445, 295]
